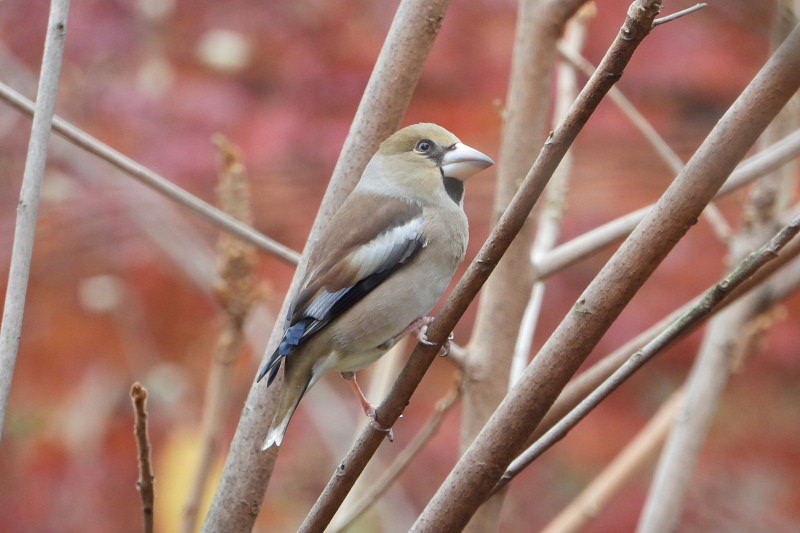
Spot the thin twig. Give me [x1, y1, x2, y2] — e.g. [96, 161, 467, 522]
[653, 3, 708, 26]
[131, 383, 155, 533]
[0, 0, 70, 438]
[179, 136, 258, 533]
[329, 378, 462, 533]
[0, 82, 300, 266]
[495, 216, 800, 492]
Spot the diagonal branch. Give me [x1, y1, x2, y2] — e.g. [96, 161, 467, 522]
[556, 40, 731, 241]
[541, 387, 686, 533]
[329, 377, 462, 533]
[462, 0, 590, 530]
[496, 215, 800, 491]
[528, 209, 800, 454]
[0, 82, 300, 266]
[535, 127, 800, 279]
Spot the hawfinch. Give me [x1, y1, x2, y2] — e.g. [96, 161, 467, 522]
[258, 123, 494, 449]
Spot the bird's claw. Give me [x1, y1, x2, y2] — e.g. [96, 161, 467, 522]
[365, 406, 394, 442]
[417, 326, 454, 357]
[369, 418, 395, 442]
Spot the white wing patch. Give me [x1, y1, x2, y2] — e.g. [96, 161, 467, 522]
[348, 216, 424, 279]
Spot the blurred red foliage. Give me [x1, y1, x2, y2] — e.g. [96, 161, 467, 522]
[1, 1, 798, 532]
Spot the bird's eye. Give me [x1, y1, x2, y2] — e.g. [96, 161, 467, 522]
[415, 139, 433, 153]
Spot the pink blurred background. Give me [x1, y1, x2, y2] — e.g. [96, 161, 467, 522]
[1, 1, 798, 531]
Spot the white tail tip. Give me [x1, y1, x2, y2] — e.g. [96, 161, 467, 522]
[261, 421, 288, 450]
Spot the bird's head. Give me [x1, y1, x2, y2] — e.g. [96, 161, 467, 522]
[360, 123, 494, 206]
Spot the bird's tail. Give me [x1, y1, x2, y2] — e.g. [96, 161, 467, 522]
[262, 380, 308, 450]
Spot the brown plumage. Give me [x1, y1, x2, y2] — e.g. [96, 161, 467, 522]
[258, 123, 494, 449]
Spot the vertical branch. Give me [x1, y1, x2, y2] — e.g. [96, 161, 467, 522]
[460, 0, 588, 530]
[410, 14, 800, 533]
[0, 0, 70, 437]
[511, 2, 595, 387]
[201, 1, 453, 531]
[131, 383, 155, 533]
[179, 137, 257, 533]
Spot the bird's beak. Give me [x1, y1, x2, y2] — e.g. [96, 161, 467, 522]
[441, 142, 495, 180]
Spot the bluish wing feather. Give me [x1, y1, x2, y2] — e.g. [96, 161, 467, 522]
[257, 200, 425, 385]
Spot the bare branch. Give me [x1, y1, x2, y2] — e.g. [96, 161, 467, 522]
[497, 215, 800, 491]
[0, 82, 300, 266]
[511, 1, 594, 388]
[329, 378, 461, 533]
[410, 16, 800, 533]
[462, 0, 590, 530]
[653, 3, 708, 26]
[556, 42, 732, 241]
[131, 383, 155, 533]
[529, 211, 800, 455]
[638, 34, 800, 526]
[0, 0, 70, 438]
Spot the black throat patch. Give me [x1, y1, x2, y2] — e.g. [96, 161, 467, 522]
[442, 176, 464, 205]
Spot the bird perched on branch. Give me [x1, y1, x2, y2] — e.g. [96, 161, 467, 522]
[257, 123, 494, 449]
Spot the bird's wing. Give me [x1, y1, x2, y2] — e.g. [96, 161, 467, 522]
[257, 194, 425, 384]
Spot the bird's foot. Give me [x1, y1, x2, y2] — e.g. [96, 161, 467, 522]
[342, 372, 394, 442]
[415, 318, 454, 357]
[364, 405, 394, 442]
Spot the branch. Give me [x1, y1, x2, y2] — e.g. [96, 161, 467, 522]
[535, 127, 800, 279]
[0, 82, 300, 266]
[530, 217, 800, 449]
[131, 383, 155, 533]
[201, 1, 455, 531]
[300, 2, 664, 531]
[0, 0, 70, 438]
[496, 215, 800, 491]
[329, 378, 462, 533]
[637, 44, 800, 527]
[653, 3, 708, 26]
[511, 1, 594, 388]
[410, 15, 800, 533]
[556, 41, 732, 241]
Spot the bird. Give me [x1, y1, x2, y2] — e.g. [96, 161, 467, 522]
[257, 123, 494, 449]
